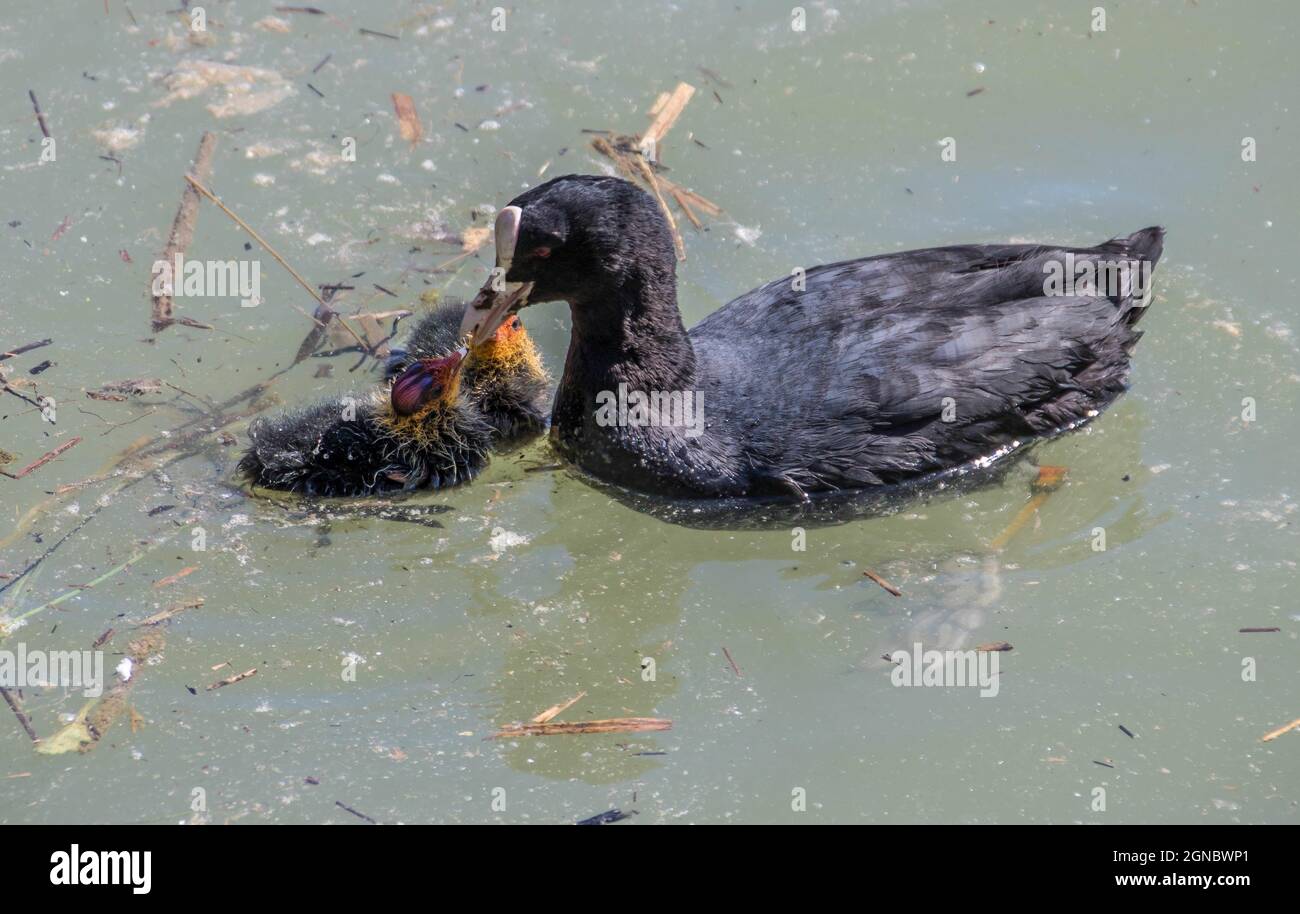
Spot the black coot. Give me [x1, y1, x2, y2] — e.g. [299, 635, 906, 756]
[461, 175, 1164, 500]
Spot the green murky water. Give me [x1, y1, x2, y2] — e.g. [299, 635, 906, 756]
[1, 0, 1296, 824]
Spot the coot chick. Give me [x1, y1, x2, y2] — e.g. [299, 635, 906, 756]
[461, 174, 1164, 500]
[239, 302, 549, 497]
[239, 349, 490, 496]
[386, 300, 549, 441]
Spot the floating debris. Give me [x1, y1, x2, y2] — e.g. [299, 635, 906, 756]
[392, 92, 422, 144]
[92, 123, 143, 153]
[155, 61, 295, 119]
[1260, 717, 1300, 742]
[531, 691, 587, 725]
[1, 339, 52, 362]
[255, 15, 293, 33]
[495, 691, 670, 739]
[576, 809, 635, 826]
[27, 89, 50, 139]
[92, 378, 163, 398]
[490, 718, 671, 739]
[863, 569, 902, 596]
[153, 566, 197, 589]
[641, 82, 695, 160]
[37, 629, 166, 755]
[460, 225, 491, 253]
[135, 598, 205, 627]
[85, 390, 127, 402]
[1, 687, 39, 743]
[335, 800, 378, 824]
[3, 437, 81, 480]
[207, 668, 257, 691]
[587, 81, 725, 262]
[152, 132, 217, 332]
[722, 646, 742, 677]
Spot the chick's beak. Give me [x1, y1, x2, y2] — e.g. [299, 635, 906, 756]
[460, 205, 533, 347]
[390, 348, 467, 416]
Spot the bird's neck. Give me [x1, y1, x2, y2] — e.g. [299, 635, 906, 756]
[551, 274, 726, 495]
[564, 277, 696, 400]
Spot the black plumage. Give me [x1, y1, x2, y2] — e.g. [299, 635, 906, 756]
[473, 174, 1165, 500]
[237, 374, 491, 497]
[238, 302, 549, 497]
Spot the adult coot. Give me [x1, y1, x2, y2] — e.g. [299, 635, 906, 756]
[461, 175, 1164, 500]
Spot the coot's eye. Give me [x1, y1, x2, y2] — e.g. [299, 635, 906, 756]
[511, 316, 522, 331]
[532, 246, 552, 260]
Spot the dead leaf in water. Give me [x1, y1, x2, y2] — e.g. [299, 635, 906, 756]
[392, 92, 423, 144]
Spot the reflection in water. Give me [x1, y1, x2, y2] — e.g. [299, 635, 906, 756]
[465, 400, 1168, 783]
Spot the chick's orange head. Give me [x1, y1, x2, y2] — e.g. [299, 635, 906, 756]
[472, 313, 531, 366]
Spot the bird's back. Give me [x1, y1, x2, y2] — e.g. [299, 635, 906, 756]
[690, 229, 1163, 490]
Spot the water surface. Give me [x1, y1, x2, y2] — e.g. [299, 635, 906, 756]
[1, 0, 1296, 824]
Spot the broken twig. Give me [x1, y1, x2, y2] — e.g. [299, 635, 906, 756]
[335, 800, 378, 823]
[863, 569, 902, 597]
[640, 82, 695, 160]
[206, 667, 257, 691]
[153, 566, 197, 588]
[28, 90, 50, 139]
[4, 437, 80, 479]
[722, 646, 742, 677]
[136, 598, 205, 627]
[153, 132, 217, 332]
[490, 718, 672, 739]
[1260, 717, 1300, 742]
[1, 686, 40, 742]
[531, 691, 587, 725]
[0, 339, 53, 362]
